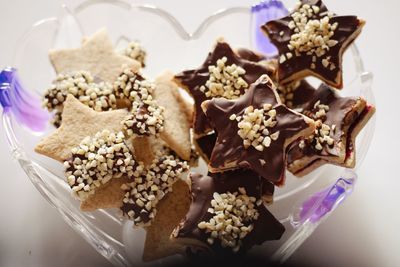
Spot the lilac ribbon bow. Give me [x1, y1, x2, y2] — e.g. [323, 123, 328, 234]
[0, 67, 49, 132]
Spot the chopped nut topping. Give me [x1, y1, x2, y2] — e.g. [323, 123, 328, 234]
[114, 68, 149, 102]
[279, 54, 287, 64]
[277, 80, 302, 108]
[322, 58, 330, 68]
[199, 57, 248, 99]
[299, 140, 306, 149]
[43, 71, 117, 127]
[231, 105, 280, 152]
[286, 2, 339, 67]
[115, 68, 165, 137]
[122, 41, 147, 67]
[121, 151, 189, 227]
[123, 100, 165, 137]
[301, 100, 334, 150]
[197, 187, 260, 252]
[64, 130, 144, 201]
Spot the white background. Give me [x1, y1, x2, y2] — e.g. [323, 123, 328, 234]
[0, 0, 399, 266]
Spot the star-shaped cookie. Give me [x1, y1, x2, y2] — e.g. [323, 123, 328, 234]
[287, 83, 375, 176]
[174, 39, 273, 137]
[262, 0, 365, 88]
[201, 75, 315, 185]
[171, 171, 284, 255]
[49, 29, 140, 83]
[143, 179, 190, 262]
[80, 143, 189, 212]
[35, 95, 129, 162]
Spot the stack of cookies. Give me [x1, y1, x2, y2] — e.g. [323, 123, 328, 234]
[35, 0, 375, 262]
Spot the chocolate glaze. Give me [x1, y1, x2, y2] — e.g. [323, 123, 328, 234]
[262, 0, 364, 88]
[175, 41, 274, 136]
[235, 48, 266, 62]
[120, 184, 153, 224]
[195, 132, 275, 200]
[261, 179, 275, 202]
[203, 77, 312, 185]
[195, 132, 218, 161]
[288, 83, 366, 168]
[114, 71, 145, 101]
[175, 171, 284, 255]
[278, 79, 317, 110]
[125, 103, 154, 136]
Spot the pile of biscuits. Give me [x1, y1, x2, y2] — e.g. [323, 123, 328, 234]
[35, 0, 375, 262]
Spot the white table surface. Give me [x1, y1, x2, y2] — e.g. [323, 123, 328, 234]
[1, 0, 399, 266]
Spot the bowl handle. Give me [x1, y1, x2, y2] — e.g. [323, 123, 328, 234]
[0, 68, 50, 133]
[1, 109, 130, 267]
[273, 170, 357, 263]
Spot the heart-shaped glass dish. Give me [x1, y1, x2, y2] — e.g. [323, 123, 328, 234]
[1, 0, 375, 266]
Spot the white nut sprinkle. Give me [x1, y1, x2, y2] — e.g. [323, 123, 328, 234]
[301, 100, 335, 151]
[285, 2, 339, 65]
[43, 71, 117, 127]
[279, 54, 287, 64]
[64, 130, 143, 201]
[116, 68, 165, 137]
[199, 57, 249, 99]
[120, 150, 189, 227]
[197, 188, 259, 252]
[235, 105, 280, 153]
[122, 41, 147, 67]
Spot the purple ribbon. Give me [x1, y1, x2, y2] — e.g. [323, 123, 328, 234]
[299, 177, 355, 224]
[251, 0, 289, 57]
[0, 67, 49, 132]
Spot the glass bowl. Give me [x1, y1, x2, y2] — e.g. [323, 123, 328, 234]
[0, 0, 376, 266]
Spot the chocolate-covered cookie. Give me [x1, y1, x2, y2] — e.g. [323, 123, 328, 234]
[287, 83, 375, 176]
[174, 40, 274, 137]
[262, 0, 365, 88]
[201, 75, 315, 185]
[171, 171, 284, 255]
